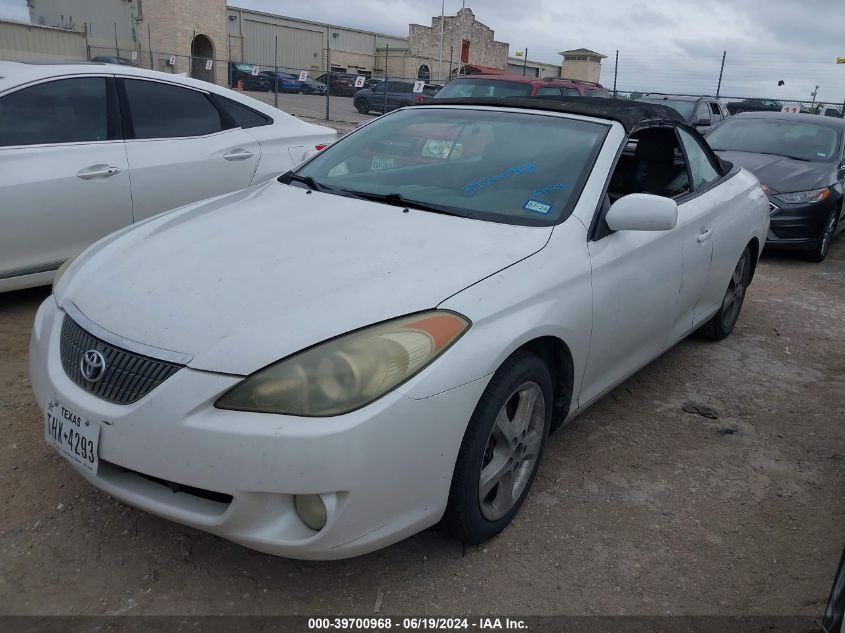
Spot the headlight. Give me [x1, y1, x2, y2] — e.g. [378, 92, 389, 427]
[775, 187, 830, 204]
[215, 311, 470, 416]
[52, 253, 80, 289]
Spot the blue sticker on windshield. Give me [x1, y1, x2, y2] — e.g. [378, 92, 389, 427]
[532, 183, 568, 197]
[463, 163, 535, 197]
[523, 199, 552, 214]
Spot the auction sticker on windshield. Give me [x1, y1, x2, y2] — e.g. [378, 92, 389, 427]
[44, 397, 100, 474]
[371, 157, 394, 170]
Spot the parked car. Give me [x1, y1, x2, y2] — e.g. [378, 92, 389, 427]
[90, 56, 137, 67]
[0, 61, 336, 292]
[314, 72, 357, 96]
[299, 77, 327, 95]
[822, 544, 845, 633]
[823, 107, 843, 118]
[259, 71, 301, 94]
[353, 80, 440, 114]
[433, 74, 610, 99]
[707, 111, 845, 262]
[229, 63, 272, 91]
[31, 97, 768, 559]
[725, 98, 783, 115]
[636, 94, 730, 134]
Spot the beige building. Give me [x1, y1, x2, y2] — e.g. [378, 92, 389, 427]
[559, 48, 606, 83]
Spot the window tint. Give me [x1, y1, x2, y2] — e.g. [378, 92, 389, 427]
[372, 82, 386, 93]
[434, 79, 533, 99]
[585, 88, 607, 97]
[0, 78, 108, 147]
[388, 81, 411, 93]
[217, 96, 272, 128]
[535, 87, 562, 96]
[124, 79, 223, 139]
[677, 128, 721, 189]
[694, 103, 711, 124]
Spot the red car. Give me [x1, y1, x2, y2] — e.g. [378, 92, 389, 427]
[434, 74, 609, 99]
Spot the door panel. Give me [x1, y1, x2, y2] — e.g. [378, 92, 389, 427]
[124, 129, 260, 220]
[0, 143, 131, 278]
[580, 228, 683, 407]
[0, 76, 132, 279]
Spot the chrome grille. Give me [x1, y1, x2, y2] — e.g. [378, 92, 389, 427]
[60, 315, 183, 404]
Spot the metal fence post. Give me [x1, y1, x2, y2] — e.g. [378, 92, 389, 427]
[716, 51, 726, 98]
[147, 25, 153, 69]
[114, 22, 119, 57]
[274, 35, 279, 109]
[384, 44, 389, 114]
[325, 32, 331, 121]
[613, 50, 619, 98]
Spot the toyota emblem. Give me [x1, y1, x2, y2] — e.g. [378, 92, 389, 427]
[80, 350, 106, 383]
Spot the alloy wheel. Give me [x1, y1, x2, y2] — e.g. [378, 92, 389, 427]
[819, 210, 838, 259]
[721, 250, 748, 331]
[478, 381, 546, 521]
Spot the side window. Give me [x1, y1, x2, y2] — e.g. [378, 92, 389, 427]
[693, 102, 711, 125]
[709, 101, 722, 122]
[0, 77, 109, 147]
[607, 127, 691, 201]
[372, 82, 386, 93]
[123, 79, 224, 139]
[216, 96, 272, 129]
[677, 127, 721, 190]
[535, 87, 562, 96]
[562, 87, 581, 96]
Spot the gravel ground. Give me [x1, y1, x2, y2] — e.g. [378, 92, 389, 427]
[1, 241, 843, 617]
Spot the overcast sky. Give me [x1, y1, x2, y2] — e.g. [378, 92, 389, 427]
[2, 0, 842, 102]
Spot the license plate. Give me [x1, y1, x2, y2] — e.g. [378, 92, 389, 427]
[44, 397, 100, 474]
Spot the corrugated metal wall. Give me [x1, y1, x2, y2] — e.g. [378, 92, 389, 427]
[0, 20, 86, 62]
[241, 18, 324, 70]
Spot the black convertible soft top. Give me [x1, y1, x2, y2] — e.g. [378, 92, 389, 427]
[419, 96, 685, 132]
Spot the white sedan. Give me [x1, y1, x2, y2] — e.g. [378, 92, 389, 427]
[29, 98, 769, 559]
[0, 61, 336, 292]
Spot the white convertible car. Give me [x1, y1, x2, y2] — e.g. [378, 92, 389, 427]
[0, 61, 336, 292]
[30, 98, 769, 559]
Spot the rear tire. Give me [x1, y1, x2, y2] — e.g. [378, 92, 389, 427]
[806, 209, 838, 263]
[355, 98, 369, 114]
[442, 351, 553, 544]
[700, 246, 751, 341]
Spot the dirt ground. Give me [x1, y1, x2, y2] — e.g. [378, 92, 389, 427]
[1, 242, 843, 617]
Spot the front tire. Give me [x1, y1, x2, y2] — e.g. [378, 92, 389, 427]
[807, 208, 838, 263]
[442, 351, 553, 544]
[700, 246, 751, 340]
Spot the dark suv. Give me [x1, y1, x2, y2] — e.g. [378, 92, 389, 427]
[636, 94, 730, 134]
[314, 72, 358, 96]
[354, 80, 440, 114]
[433, 75, 610, 99]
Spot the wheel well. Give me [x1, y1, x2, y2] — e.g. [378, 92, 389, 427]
[515, 336, 574, 433]
[747, 237, 760, 282]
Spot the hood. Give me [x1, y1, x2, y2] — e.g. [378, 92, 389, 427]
[60, 181, 551, 375]
[715, 150, 833, 193]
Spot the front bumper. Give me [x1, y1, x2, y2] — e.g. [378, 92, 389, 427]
[766, 196, 838, 251]
[29, 298, 487, 559]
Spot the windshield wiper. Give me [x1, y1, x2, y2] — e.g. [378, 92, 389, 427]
[756, 151, 811, 162]
[336, 190, 473, 218]
[278, 172, 325, 191]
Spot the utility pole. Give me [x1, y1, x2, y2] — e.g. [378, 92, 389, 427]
[522, 48, 528, 76]
[273, 35, 279, 109]
[384, 44, 389, 114]
[811, 84, 820, 109]
[716, 50, 726, 98]
[437, 0, 445, 82]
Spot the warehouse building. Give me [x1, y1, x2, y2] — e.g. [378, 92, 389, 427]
[21, 0, 604, 86]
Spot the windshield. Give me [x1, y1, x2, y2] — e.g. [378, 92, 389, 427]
[434, 79, 533, 99]
[637, 98, 696, 118]
[292, 107, 608, 225]
[708, 118, 842, 161]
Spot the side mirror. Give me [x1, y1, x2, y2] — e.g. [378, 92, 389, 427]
[606, 194, 678, 232]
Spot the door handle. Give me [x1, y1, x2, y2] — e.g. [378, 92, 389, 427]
[223, 149, 255, 161]
[77, 165, 122, 180]
[697, 227, 713, 243]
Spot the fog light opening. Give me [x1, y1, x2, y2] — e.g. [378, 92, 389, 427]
[294, 494, 327, 531]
